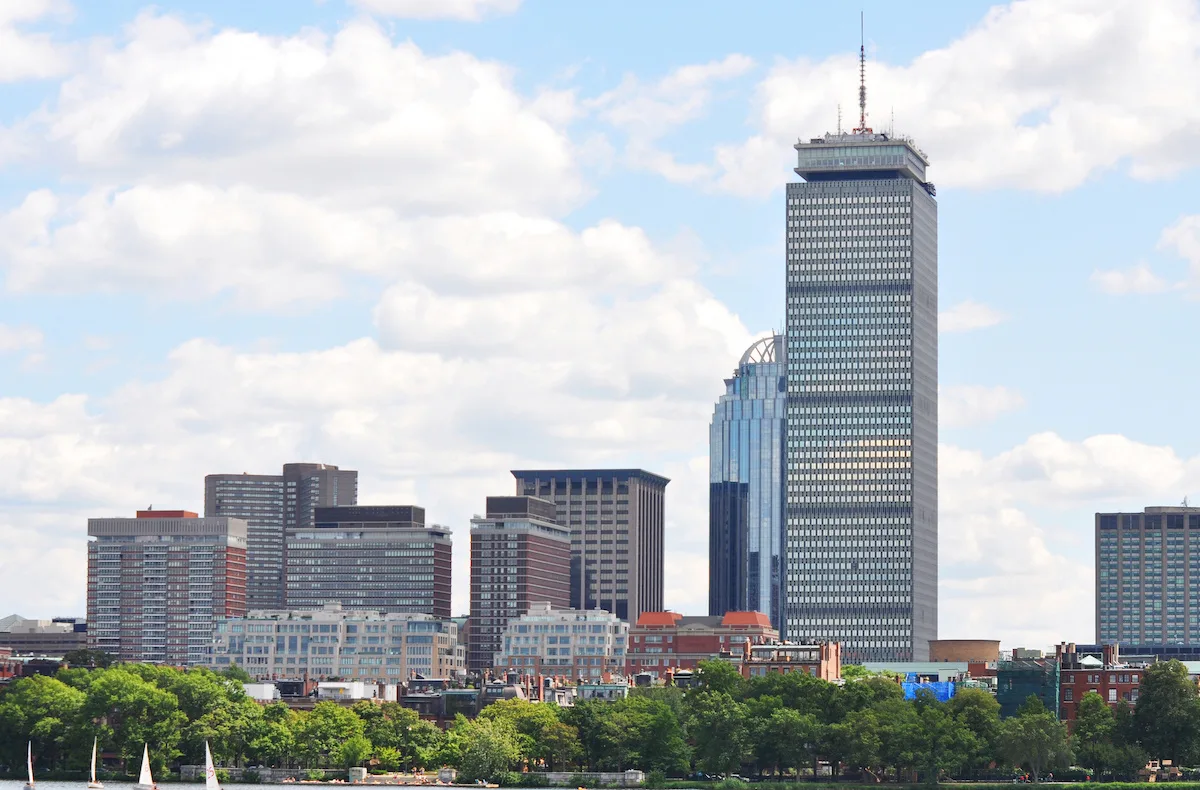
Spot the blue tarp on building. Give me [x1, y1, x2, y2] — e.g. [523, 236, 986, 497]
[902, 681, 956, 702]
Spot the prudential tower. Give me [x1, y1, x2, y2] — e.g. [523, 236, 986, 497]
[783, 43, 937, 661]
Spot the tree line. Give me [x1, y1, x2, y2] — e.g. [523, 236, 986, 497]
[2, 657, 1199, 783]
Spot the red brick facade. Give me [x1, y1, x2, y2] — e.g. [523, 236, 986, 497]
[625, 611, 779, 677]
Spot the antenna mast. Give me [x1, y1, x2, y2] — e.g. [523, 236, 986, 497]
[853, 11, 872, 134]
[837, 103, 842, 134]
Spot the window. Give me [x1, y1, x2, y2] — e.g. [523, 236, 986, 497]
[1064, 688, 1073, 701]
[1108, 689, 1118, 703]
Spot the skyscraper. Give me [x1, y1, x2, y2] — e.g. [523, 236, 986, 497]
[285, 505, 452, 617]
[709, 334, 787, 629]
[205, 462, 357, 609]
[512, 469, 668, 622]
[468, 496, 571, 673]
[87, 510, 247, 665]
[1096, 506, 1200, 645]
[205, 474, 285, 609]
[783, 64, 938, 661]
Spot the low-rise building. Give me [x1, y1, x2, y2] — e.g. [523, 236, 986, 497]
[493, 603, 627, 680]
[0, 616, 87, 656]
[741, 642, 841, 681]
[209, 602, 464, 682]
[626, 610, 779, 678]
[1057, 643, 1143, 724]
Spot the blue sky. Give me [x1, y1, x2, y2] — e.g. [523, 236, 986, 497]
[2, 0, 1200, 649]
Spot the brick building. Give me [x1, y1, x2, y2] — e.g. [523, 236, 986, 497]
[741, 642, 842, 681]
[626, 610, 779, 677]
[87, 510, 247, 665]
[469, 496, 570, 674]
[1057, 643, 1142, 724]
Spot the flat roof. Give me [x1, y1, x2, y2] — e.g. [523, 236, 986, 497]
[512, 469, 670, 487]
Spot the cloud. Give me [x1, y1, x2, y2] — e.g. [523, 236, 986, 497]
[939, 300, 1007, 333]
[588, 55, 755, 184]
[0, 0, 73, 83]
[940, 431, 1200, 646]
[347, 0, 522, 21]
[4, 13, 582, 213]
[940, 385, 1025, 429]
[1090, 262, 1171, 294]
[691, 0, 1200, 196]
[0, 324, 43, 354]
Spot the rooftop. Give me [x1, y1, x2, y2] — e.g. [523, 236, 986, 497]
[794, 131, 930, 184]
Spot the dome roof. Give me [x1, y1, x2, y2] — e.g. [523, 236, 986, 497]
[739, 334, 786, 366]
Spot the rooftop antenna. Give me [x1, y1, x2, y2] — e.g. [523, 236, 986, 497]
[853, 11, 872, 134]
[837, 103, 843, 134]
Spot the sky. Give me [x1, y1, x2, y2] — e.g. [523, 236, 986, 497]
[2, 0, 1200, 650]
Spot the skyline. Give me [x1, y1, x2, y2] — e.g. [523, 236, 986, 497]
[4, 0, 1200, 649]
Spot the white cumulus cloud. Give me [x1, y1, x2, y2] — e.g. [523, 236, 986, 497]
[939, 300, 1008, 333]
[1091, 262, 1171, 294]
[940, 385, 1025, 429]
[348, 0, 523, 21]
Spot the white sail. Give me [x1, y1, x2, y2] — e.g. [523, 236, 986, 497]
[26, 740, 34, 787]
[204, 741, 220, 790]
[137, 744, 154, 788]
[87, 736, 104, 789]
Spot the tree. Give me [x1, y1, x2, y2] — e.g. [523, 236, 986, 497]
[81, 667, 186, 775]
[221, 664, 253, 682]
[947, 688, 1001, 772]
[455, 717, 521, 783]
[758, 707, 821, 778]
[294, 702, 366, 768]
[999, 708, 1070, 782]
[695, 659, 745, 697]
[687, 690, 751, 774]
[1134, 659, 1200, 763]
[1072, 692, 1115, 775]
[909, 692, 978, 783]
[0, 675, 87, 771]
[337, 735, 374, 768]
[478, 698, 562, 768]
[62, 649, 115, 669]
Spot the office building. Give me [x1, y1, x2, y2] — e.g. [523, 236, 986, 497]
[783, 68, 938, 661]
[469, 496, 571, 673]
[285, 505, 452, 617]
[493, 602, 628, 679]
[87, 510, 247, 665]
[709, 334, 787, 628]
[1096, 506, 1200, 645]
[0, 616, 87, 656]
[626, 610, 778, 678]
[205, 462, 357, 610]
[511, 469, 668, 622]
[209, 602, 464, 681]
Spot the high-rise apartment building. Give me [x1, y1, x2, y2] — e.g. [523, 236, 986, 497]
[512, 469, 668, 622]
[783, 86, 938, 660]
[209, 602, 464, 681]
[709, 334, 787, 628]
[87, 510, 247, 665]
[205, 462, 357, 609]
[469, 496, 571, 673]
[285, 505, 452, 617]
[206, 474, 286, 609]
[1096, 507, 1200, 645]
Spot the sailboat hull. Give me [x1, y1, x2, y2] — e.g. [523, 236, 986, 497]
[87, 783, 105, 789]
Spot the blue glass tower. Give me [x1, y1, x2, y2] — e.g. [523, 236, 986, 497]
[709, 334, 787, 630]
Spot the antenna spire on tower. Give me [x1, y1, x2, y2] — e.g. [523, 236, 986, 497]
[853, 11, 872, 134]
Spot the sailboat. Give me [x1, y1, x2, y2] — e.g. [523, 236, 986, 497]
[134, 744, 155, 790]
[204, 741, 221, 790]
[88, 736, 104, 789]
[24, 741, 34, 789]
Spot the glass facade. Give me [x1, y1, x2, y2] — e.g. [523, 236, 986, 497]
[1096, 508, 1200, 645]
[709, 334, 786, 629]
[784, 132, 938, 662]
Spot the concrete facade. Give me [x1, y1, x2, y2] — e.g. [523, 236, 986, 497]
[784, 128, 938, 662]
[87, 510, 247, 665]
[512, 469, 668, 623]
[469, 496, 571, 674]
[286, 505, 452, 617]
[493, 602, 628, 679]
[209, 602, 464, 681]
